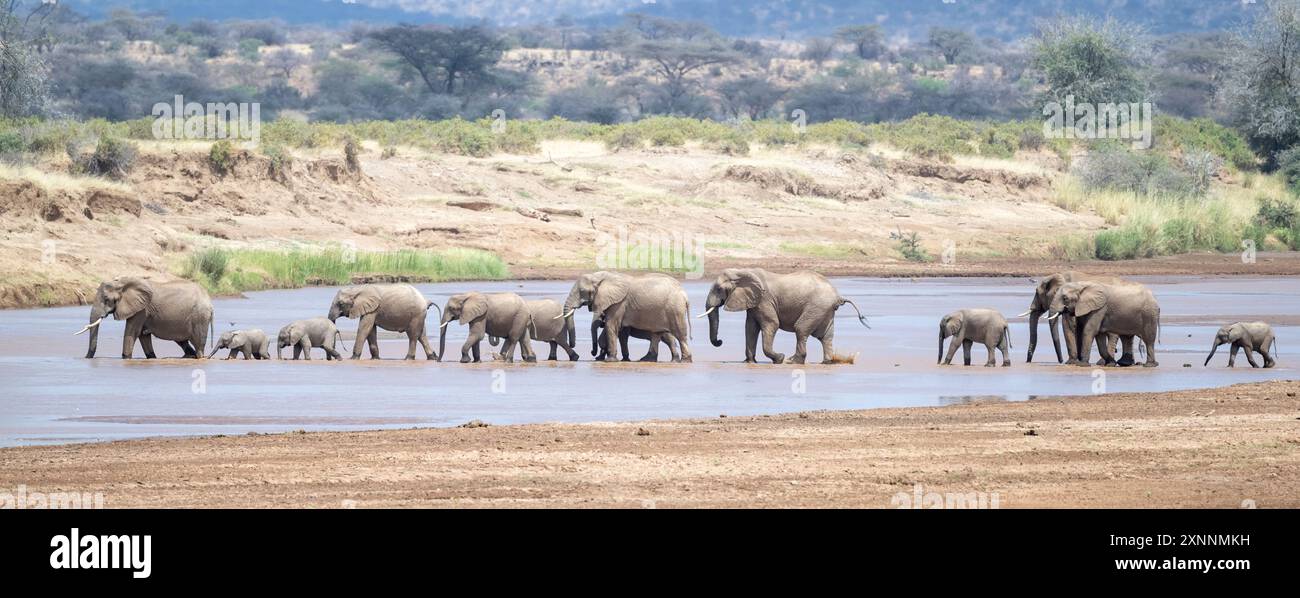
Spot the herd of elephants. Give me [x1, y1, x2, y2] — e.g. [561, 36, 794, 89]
[73, 269, 1280, 369]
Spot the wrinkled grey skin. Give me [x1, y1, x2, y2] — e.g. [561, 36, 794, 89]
[1024, 272, 1136, 364]
[590, 318, 677, 362]
[563, 271, 692, 363]
[208, 329, 271, 360]
[939, 309, 1011, 367]
[1205, 321, 1277, 368]
[79, 277, 213, 359]
[328, 284, 439, 360]
[277, 318, 347, 361]
[491, 299, 578, 361]
[703, 268, 868, 364]
[1049, 281, 1161, 367]
[440, 292, 536, 363]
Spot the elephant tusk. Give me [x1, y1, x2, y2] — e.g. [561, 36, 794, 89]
[74, 317, 104, 336]
[1046, 313, 1060, 321]
[695, 306, 716, 319]
[1016, 310, 1032, 318]
[440, 321, 451, 329]
[553, 309, 574, 320]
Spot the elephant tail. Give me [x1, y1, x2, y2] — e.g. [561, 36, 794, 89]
[335, 330, 349, 354]
[565, 310, 576, 349]
[1004, 325, 1012, 350]
[426, 301, 442, 359]
[838, 298, 870, 329]
[207, 318, 215, 355]
[526, 314, 537, 343]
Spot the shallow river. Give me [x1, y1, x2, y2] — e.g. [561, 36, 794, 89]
[1, 276, 1295, 446]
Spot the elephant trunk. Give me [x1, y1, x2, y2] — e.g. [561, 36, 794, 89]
[938, 323, 948, 364]
[85, 303, 107, 359]
[207, 345, 221, 359]
[590, 319, 601, 356]
[707, 307, 722, 347]
[1204, 341, 1221, 366]
[1027, 310, 1040, 363]
[438, 310, 451, 361]
[277, 343, 284, 360]
[1049, 312, 1063, 363]
[327, 302, 341, 323]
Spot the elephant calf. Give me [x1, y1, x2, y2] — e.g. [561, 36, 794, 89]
[591, 318, 678, 362]
[209, 329, 271, 360]
[1205, 322, 1277, 368]
[490, 299, 579, 361]
[278, 318, 348, 360]
[939, 309, 1011, 367]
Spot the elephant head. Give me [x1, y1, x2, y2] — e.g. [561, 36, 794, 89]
[438, 292, 489, 360]
[1048, 282, 1106, 327]
[276, 326, 298, 360]
[562, 271, 627, 318]
[1204, 323, 1246, 366]
[328, 286, 381, 323]
[701, 268, 765, 347]
[77, 277, 155, 359]
[1024, 274, 1068, 363]
[209, 330, 247, 358]
[937, 312, 964, 364]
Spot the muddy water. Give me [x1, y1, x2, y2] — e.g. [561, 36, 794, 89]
[1, 276, 1295, 446]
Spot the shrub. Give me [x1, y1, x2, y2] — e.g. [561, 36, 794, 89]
[1074, 145, 1198, 198]
[209, 140, 234, 175]
[190, 248, 230, 282]
[262, 144, 292, 182]
[493, 122, 540, 154]
[1094, 224, 1158, 260]
[0, 131, 23, 157]
[1256, 196, 1298, 229]
[889, 228, 930, 262]
[343, 134, 361, 171]
[1279, 146, 1300, 195]
[604, 128, 643, 152]
[69, 136, 137, 180]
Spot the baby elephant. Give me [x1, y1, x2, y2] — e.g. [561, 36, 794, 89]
[208, 329, 271, 360]
[939, 309, 1012, 367]
[1205, 322, 1277, 368]
[278, 317, 348, 360]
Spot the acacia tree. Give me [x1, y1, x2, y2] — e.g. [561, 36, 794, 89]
[1222, 0, 1300, 166]
[835, 24, 885, 60]
[0, 0, 54, 117]
[928, 27, 975, 65]
[1029, 16, 1151, 106]
[369, 25, 507, 95]
[626, 38, 737, 114]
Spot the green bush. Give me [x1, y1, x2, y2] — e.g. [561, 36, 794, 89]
[342, 134, 361, 171]
[262, 144, 292, 181]
[190, 248, 230, 282]
[1155, 115, 1257, 172]
[0, 131, 23, 155]
[492, 121, 541, 154]
[1256, 196, 1298, 228]
[1278, 147, 1300, 195]
[604, 128, 642, 152]
[70, 136, 138, 180]
[209, 140, 234, 175]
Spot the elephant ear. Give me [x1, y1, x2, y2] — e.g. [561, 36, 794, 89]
[114, 277, 154, 321]
[943, 313, 963, 337]
[459, 293, 489, 325]
[1075, 285, 1108, 316]
[592, 277, 630, 317]
[231, 332, 247, 348]
[1227, 324, 1246, 342]
[723, 270, 764, 311]
[348, 287, 381, 319]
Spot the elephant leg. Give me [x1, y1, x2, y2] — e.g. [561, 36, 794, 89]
[603, 316, 624, 362]
[999, 330, 1011, 367]
[790, 330, 809, 365]
[961, 339, 972, 366]
[403, 329, 418, 361]
[1140, 329, 1159, 368]
[120, 318, 147, 359]
[517, 326, 537, 363]
[547, 341, 558, 361]
[177, 340, 196, 358]
[983, 342, 997, 367]
[1262, 338, 1276, 368]
[666, 334, 682, 363]
[639, 333, 659, 362]
[817, 319, 837, 365]
[499, 337, 517, 363]
[941, 335, 961, 365]
[743, 312, 759, 363]
[619, 327, 634, 362]
[673, 313, 692, 363]
[299, 338, 313, 360]
[1062, 315, 1081, 364]
[1117, 336, 1136, 367]
[351, 316, 374, 359]
[1228, 343, 1239, 367]
[1096, 334, 1118, 367]
[292, 344, 302, 360]
[558, 336, 579, 361]
[462, 321, 486, 363]
[1242, 341, 1260, 368]
[323, 342, 342, 361]
[760, 323, 784, 364]
[139, 333, 157, 359]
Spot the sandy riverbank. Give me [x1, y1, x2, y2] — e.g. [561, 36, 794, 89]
[2, 380, 1296, 508]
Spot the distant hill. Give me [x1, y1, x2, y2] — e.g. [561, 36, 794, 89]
[61, 0, 1263, 39]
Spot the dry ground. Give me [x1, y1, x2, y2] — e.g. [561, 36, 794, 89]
[2, 380, 1296, 508]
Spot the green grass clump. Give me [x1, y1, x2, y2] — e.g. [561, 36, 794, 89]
[178, 247, 509, 294]
[209, 140, 235, 175]
[1154, 115, 1256, 172]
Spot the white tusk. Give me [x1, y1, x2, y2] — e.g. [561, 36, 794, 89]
[1016, 310, 1032, 318]
[694, 306, 716, 319]
[553, 309, 573, 320]
[1047, 313, 1060, 321]
[440, 321, 450, 329]
[74, 317, 104, 336]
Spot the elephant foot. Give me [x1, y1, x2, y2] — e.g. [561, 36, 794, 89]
[681, 355, 692, 363]
[984, 362, 996, 368]
[638, 355, 657, 363]
[789, 355, 806, 365]
[1117, 354, 1136, 367]
[1002, 361, 1011, 367]
[1074, 360, 1091, 368]
[769, 353, 785, 365]
[743, 358, 757, 364]
[1142, 361, 1159, 368]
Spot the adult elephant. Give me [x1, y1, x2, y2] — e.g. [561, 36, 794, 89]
[439, 292, 536, 363]
[1048, 281, 1161, 367]
[561, 272, 692, 363]
[700, 268, 868, 364]
[328, 284, 439, 360]
[77, 277, 214, 359]
[1022, 272, 1142, 365]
